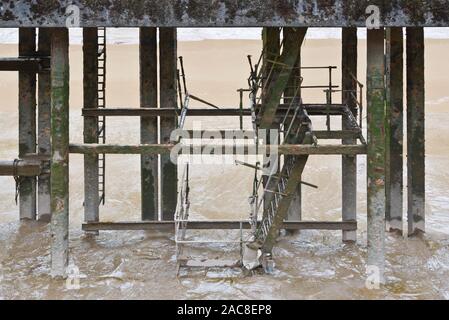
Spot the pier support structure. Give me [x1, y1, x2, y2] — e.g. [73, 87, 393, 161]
[18, 28, 37, 220]
[366, 28, 386, 283]
[37, 28, 52, 222]
[261, 27, 281, 218]
[83, 28, 100, 228]
[284, 27, 306, 222]
[50, 28, 70, 277]
[385, 28, 404, 234]
[406, 27, 425, 236]
[140, 27, 159, 221]
[341, 27, 358, 242]
[159, 28, 178, 221]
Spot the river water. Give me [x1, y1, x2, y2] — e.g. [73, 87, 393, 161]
[1, 38, 449, 299]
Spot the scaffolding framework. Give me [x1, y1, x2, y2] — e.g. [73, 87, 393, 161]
[0, 13, 427, 281]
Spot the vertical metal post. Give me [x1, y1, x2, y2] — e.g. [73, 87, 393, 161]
[341, 27, 358, 242]
[385, 28, 404, 234]
[18, 28, 37, 220]
[284, 27, 304, 222]
[37, 28, 52, 222]
[367, 28, 386, 283]
[140, 27, 159, 220]
[160, 28, 178, 221]
[262, 27, 280, 218]
[50, 28, 70, 277]
[83, 28, 100, 228]
[406, 27, 425, 236]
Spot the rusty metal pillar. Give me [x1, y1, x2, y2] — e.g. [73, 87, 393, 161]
[18, 28, 37, 220]
[83, 28, 100, 229]
[406, 27, 425, 236]
[341, 27, 358, 242]
[367, 28, 386, 283]
[159, 28, 178, 221]
[37, 28, 52, 222]
[50, 28, 70, 277]
[386, 28, 404, 234]
[140, 27, 159, 221]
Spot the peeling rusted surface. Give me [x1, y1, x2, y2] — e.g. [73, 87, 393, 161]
[0, 1, 449, 27]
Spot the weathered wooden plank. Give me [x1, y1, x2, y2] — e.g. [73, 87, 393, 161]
[341, 27, 358, 243]
[366, 28, 386, 283]
[0, 57, 49, 72]
[0, 160, 42, 176]
[159, 28, 178, 221]
[386, 27, 404, 234]
[69, 143, 367, 155]
[18, 28, 37, 221]
[406, 27, 425, 236]
[83, 28, 100, 228]
[140, 27, 159, 221]
[50, 28, 70, 278]
[82, 220, 358, 232]
[37, 28, 52, 222]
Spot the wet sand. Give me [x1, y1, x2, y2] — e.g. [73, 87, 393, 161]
[1, 39, 449, 299]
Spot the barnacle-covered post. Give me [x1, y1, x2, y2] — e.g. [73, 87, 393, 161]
[50, 28, 70, 278]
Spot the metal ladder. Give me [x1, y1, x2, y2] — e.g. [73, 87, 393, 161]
[97, 27, 106, 205]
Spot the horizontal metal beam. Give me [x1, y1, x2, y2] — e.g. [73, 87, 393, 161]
[314, 130, 361, 140]
[82, 220, 357, 231]
[82, 104, 346, 118]
[0, 160, 42, 176]
[82, 108, 251, 117]
[69, 143, 367, 155]
[1, 1, 448, 27]
[0, 57, 49, 72]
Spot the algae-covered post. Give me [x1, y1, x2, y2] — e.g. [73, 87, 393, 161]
[366, 28, 386, 283]
[83, 28, 100, 230]
[18, 28, 37, 220]
[406, 27, 425, 236]
[50, 28, 70, 278]
[37, 28, 52, 222]
[341, 27, 358, 243]
[140, 27, 159, 221]
[385, 27, 404, 234]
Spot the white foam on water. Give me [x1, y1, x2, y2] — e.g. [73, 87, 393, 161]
[0, 27, 449, 45]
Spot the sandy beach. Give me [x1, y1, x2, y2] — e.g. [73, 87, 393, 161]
[1, 38, 449, 299]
